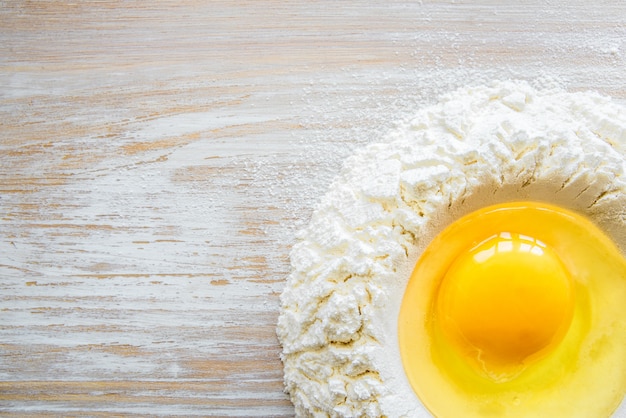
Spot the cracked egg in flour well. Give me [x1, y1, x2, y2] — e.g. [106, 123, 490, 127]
[277, 81, 626, 417]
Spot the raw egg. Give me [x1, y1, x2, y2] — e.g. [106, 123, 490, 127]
[399, 201, 626, 417]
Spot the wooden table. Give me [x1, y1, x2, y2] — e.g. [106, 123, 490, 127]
[1, 1, 625, 416]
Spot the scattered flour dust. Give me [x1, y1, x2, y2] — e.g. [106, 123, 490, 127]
[277, 80, 626, 417]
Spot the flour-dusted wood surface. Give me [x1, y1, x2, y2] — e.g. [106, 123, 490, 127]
[1, 1, 625, 416]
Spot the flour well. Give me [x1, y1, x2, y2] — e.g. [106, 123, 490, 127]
[277, 80, 626, 417]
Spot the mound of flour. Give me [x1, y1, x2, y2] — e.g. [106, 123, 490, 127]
[277, 80, 626, 417]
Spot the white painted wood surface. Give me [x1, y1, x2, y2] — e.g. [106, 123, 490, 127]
[1, 1, 624, 416]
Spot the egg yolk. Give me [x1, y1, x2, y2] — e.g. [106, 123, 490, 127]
[398, 202, 626, 418]
[438, 232, 574, 380]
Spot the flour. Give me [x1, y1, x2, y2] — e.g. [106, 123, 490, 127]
[277, 80, 626, 417]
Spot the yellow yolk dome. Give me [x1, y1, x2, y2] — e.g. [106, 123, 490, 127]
[399, 202, 626, 417]
[438, 232, 574, 380]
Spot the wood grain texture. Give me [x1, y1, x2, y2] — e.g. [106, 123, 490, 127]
[1, 1, 624, 416]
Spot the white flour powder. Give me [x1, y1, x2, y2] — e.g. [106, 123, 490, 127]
[277, 80, 626, 417]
